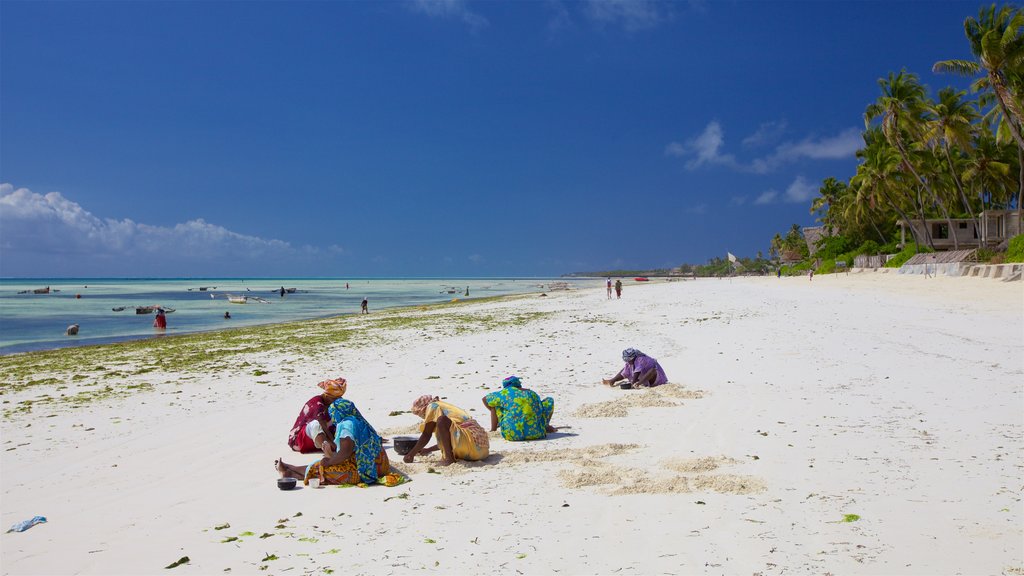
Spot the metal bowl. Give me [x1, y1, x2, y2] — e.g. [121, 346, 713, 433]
[393, 436, 418, 455]
[277, 477, 297, 491]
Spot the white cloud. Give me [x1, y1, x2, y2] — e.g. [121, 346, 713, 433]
[750, 177, 816, 206]
[0, 183, 336, 275]
[667, 123, 861, 174]
[754, 190, 778, 205]
[742, 120, 787, 148]
[750, 128, 861, 173]
[783, 175, 816, 203]
[410, 0, 488, 32]
[665, 121, 737, 170]
[584, 0, 667, 31]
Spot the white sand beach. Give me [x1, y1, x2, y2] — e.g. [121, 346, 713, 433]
[2, 275, 1022, 575]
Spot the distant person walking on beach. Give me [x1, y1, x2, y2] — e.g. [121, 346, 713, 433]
[614, 279, 622, 299]
[153, 307, 167, 329]
[361, 297, 369, 314]
[606, 278, 612, 299]
[603, 348, 668, 389]
[808, 269, 814, 281]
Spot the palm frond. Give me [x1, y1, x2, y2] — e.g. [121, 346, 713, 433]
[933, 59, 980, 76]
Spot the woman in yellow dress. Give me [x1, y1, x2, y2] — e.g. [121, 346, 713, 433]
[404, 395, 489, 465]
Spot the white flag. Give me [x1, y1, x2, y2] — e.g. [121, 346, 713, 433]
[727, 252, 737, 263]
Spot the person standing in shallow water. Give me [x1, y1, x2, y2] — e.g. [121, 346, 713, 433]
[153, 307, 167, 329]
[361, 297, 369, 314]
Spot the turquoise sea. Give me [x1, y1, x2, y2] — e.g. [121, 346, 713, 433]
[0, 278, 594, 355]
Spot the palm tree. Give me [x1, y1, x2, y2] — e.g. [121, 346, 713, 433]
[925, 87, 981, 233]
[934, 4, 1024, 150]
[852, 129, 923, 249]
[963, 129, 1014, 212]
[810, 177, 847, 236]
[865, 70, 945, 247]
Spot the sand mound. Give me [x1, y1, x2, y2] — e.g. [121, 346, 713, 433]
[663, 456, 737, 474]
[691, 474, 765, 494]
[380, 423, 421, 437]
[652, 383, 706, 400]
[394, 443, 642, 477]
[558, 456, 765, 495]
[498, 443, 641, 465]
[572, 392, 678, 418]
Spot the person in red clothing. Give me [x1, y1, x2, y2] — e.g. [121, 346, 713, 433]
[153, 307, 167, 329]
[287, 378, 346, 453]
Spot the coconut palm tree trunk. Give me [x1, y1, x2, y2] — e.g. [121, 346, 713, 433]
[878, 187, 922, 251]
[943, 144, 981, 243]
[991, 73, 1024, 151]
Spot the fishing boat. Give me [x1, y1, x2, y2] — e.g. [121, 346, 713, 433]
[136, 306, 154, 314]
[228, 296, 248, 304]
[112, 306, 126, 312]
[634, 277, 650, 282]
[32, 287, 50, 294]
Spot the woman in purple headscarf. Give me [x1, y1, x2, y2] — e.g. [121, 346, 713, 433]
[602, 348, 668, 389]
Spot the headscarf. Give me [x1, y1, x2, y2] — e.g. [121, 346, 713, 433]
[328, 398, 383, 483]
[411, 395, 435, 418]
[622, 348, 642, 362]
[502, 376, 522, 388]
[318, 377, 347, 401]
[304, 420, 324, 443]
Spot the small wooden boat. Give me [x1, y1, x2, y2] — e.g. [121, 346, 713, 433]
[112, 306, 126, 312]
[33, 287, 51, 294]
[228, 296, 247, 304]
[136, 306, 154, 314]
[634, 277, 649, 282]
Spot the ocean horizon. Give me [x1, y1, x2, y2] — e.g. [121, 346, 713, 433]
[0, 277, 597, 355]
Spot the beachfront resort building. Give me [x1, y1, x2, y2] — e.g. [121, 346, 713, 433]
[897, 210, 1022, 250]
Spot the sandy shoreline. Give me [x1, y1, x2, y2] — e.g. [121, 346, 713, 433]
[2, 274, 1022, 574]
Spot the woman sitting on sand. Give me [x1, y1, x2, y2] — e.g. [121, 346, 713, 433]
[287, 378, 346, 453]
[403, 395, 489, 465]
[602, 348, 668, 389]
[482, 376, 556, 441]
[277, 397, 393, 486]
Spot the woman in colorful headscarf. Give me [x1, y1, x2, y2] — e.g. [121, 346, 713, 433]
[482, 376, 556, 441]
[276, 397, 393, 486]
[602, 348, 668, 389]
[287, 377, 347, 453]
[403, 395, 489, 465]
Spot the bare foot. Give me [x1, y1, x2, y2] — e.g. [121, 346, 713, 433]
[439, 457, 455, 466]
[275, 458, 287, 477]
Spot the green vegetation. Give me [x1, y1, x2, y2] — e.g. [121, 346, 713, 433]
[756, 6, 1024, 275]
[0, 293, 549, 414]
[1006, 233, 1024, 261]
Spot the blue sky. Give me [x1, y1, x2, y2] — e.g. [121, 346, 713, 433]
[0, 1, 978, 277]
